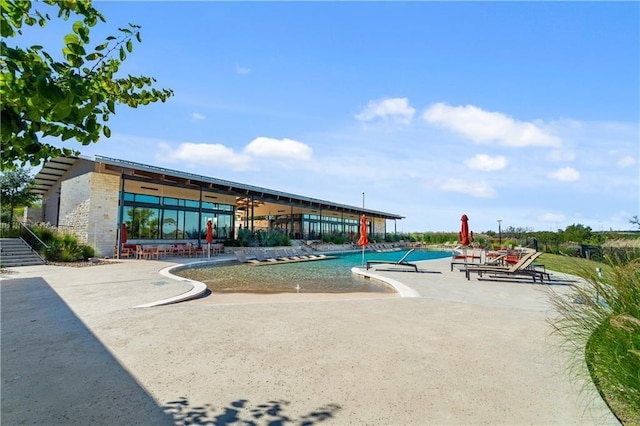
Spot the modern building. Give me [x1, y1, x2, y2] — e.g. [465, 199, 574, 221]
[30, 156, 404, 256]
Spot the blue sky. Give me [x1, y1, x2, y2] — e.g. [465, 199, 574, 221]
[22, 1, 640, 232]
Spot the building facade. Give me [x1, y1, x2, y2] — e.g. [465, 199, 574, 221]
[31, 156, 404, 256]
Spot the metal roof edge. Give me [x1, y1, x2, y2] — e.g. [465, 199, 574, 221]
[94, 155, 404, 220]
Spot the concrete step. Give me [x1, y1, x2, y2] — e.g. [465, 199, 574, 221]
[1, 238, 45, 267]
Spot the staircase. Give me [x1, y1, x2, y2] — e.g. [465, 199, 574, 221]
[0, 238, 46, 267]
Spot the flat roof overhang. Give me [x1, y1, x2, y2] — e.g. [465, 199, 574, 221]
[31, 156, 78, 195]
[34, 155, 405, 221]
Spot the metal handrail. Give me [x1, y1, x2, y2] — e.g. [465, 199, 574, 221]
[17, 222, 49, 249]
[16, 222, 49, 262]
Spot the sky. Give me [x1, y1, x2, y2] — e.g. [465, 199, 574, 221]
[18, 1, 640, 233]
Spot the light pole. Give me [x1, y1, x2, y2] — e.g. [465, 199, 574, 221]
[497, 219, 502, 246]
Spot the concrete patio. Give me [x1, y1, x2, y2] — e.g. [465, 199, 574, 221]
[1, 256, 619, 425]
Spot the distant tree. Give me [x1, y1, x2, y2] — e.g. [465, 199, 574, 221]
[1, 0, 173, 169]
[0, 167, 39, 226]
[504, 226, 532, 240]
[563, 223, 593, 243]
[631, 216, 640, 230]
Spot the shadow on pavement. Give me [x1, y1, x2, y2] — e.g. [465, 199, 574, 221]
[1, 277, 173, 425]
[163, 396, 341, 425]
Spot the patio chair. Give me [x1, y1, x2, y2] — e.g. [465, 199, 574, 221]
[193, 245, 205, 257]
[465, 252, 546, 282]
[366, 249, 419, 272]
[450, 247, 485, 271]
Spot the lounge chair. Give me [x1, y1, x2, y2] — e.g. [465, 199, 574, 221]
[465, 252, 547, 282]
[299, 245, 326, 258]
[255, 250, 278, 263]
[234, 251, 260, 264]
[285, 248, 309, 260]
[291, 247, 311, 259]
[366, 249, 419, 272]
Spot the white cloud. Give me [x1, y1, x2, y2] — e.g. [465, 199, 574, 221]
[618, 155, 636, 168]
[236, 64, 251, 75]
[538, 213, 566, 223]
[191, 112, 206, 120]
[244, 137, 312, 161]
[438, 178, 497, 198]
[423, 103, 562, 147]
[547, 167, 580, 181]
[464, 154, 507, 171]
[161, 142, 252, 170]
[355, 97, 416, 124]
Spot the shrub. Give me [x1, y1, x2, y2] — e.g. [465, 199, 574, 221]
[548, 256, 640, 424]
[31, 222, 57, 245]
[80, 244, 95, 260]
[42, 232, 85, 262]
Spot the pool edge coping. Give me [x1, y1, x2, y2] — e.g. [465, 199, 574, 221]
[350, 267, 420, 298]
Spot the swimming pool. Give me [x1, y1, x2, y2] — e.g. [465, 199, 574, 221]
[175, 249, 450, 294]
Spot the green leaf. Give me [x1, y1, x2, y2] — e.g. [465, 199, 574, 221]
[72, 20, 83, 35]
[64, 33, 80, 46]
[25, 143, 41, 154]
[95, 42, 108, 51]
[68, 54, 84, 68]
[136, 32, 142, 43]
[38, 81, 65, 102]
[52, 103, 72, 121]
[86, 15, 97, 27]
[85, 52, 100, 61]
[85, 115, 96, 133]
[68, 43, 86, 56]
[103, 125, 111, 137]
[119, 46, 125, 61]
[126, 39, 133, 53]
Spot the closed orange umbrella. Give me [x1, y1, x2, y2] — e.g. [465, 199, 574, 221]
[206, 219, 213, 244]
[459, 214, 470, 246]
[357, 214, 369, 247]
[206, 219, 213, 258]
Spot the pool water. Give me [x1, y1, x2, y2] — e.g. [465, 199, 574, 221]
[175, 249, 450, 294]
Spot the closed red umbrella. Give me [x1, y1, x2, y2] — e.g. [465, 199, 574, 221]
[357, 214, 369, 266]
[357, 214, 369, 247]
[206, 219, 213, 244]
[121, 223, 127, 244]
[206, 219, 214, 258]
[459, 214, 470, 246]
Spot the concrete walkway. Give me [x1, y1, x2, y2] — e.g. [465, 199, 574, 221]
[1, 256, 618, 425]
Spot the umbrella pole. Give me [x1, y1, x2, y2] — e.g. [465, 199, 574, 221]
[361, 246, 365, 267]
[208, 243, 211, 259]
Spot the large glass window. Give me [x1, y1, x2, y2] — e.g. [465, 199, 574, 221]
[122, 190, 234, 240]
[162, 209, 178, 239]
[184, 211, 200, 239]
[217, 214, 232, 239]
[124, 206, 160, 239]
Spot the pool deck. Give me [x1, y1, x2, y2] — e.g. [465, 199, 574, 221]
[1, 255, 619, 425]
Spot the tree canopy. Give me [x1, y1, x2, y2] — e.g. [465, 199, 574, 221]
[0, 167, 39, 225]
[0, 0, 173, 170]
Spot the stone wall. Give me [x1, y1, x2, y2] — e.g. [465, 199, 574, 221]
[59, 174, 91, 242]
[59, 172, 120, 257]
[372, 217, 387, 238]
[88, 172, 120, 257]
[23, 206, 43, 224]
